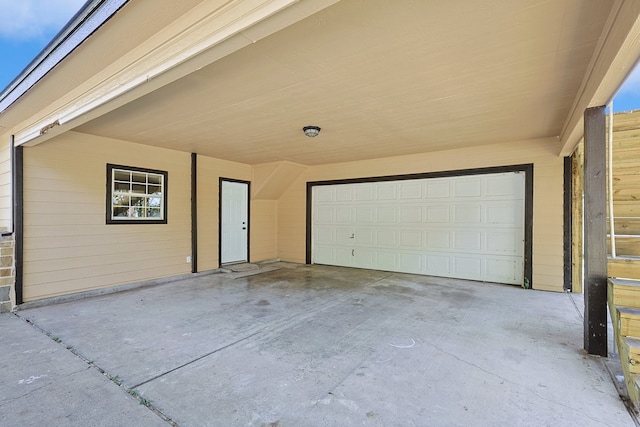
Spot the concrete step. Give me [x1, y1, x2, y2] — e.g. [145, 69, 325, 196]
[608, 278, 640, 309]
[617, 306, 640, 337]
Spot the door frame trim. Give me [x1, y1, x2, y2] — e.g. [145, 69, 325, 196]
[306, 164, 534, 288]
[219, 177, 251, 266]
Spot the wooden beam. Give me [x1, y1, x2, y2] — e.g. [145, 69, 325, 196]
[583, 106, 608, 357]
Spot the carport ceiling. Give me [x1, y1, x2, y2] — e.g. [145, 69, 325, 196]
[74, 0, 611, 166]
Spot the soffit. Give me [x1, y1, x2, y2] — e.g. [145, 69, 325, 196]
[74, 0, 613, 165]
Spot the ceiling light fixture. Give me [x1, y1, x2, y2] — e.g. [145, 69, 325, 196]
[303, 125, 321, 137]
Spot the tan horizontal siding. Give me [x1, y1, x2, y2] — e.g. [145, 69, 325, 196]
[0, 140, 11, 229]
[250, 200, 277, 262]
[24, 263, 188, 301]
[25, 228, 186, 249]
[22, 132, 192, 301]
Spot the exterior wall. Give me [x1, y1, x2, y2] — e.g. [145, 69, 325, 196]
[250, 200, 278, 262]
[196, 156, 252, 271]
[22, 132, 192, 301]
[21, 133, 278, 301]
[0, 138, 12, 231]
[277, 138, 565, 292]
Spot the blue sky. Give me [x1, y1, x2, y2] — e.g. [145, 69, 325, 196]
[0, 0, 639, 113]
[0, 0, 86, 91]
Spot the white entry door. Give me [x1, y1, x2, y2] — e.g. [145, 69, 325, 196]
[312, 172, 525, 285]
[221, 180, 249, 264]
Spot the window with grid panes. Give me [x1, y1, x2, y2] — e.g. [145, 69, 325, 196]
[106, 164, 167, 224]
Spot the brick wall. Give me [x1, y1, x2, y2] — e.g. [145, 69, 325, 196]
[0, 235, 14, 312]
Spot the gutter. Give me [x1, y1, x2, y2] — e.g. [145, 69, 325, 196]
[0, 0, 129, 113]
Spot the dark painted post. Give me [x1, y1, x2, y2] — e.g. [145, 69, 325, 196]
[583, 106, 608, 357]
[563, 156, 572, 291]
[191, 153, 198, 274]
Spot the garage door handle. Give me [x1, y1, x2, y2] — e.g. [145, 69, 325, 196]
[352, 249, 354, 256]
[242, 227, 247, 230]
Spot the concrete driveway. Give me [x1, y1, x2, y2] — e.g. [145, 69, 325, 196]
[0, 263, 634, 426]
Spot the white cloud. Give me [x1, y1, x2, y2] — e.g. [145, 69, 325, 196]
[0, 0, 87, 41]
[617, 62, 640, 96]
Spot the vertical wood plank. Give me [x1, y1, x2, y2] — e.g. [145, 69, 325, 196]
[583, 106, 608, 357]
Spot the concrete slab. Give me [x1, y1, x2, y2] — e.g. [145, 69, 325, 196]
[0, 314, 165, 426]
[12, 263, 636, 426]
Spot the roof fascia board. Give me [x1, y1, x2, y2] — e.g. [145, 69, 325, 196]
[0, 0, 129, 113]
[12, 0, 341, 147]
[558, 0, 640, 156]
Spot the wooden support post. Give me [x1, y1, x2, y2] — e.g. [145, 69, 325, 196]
[583, 106, 608, 357]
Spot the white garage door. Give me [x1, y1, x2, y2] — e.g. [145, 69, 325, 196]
[312, 172, 525, 285]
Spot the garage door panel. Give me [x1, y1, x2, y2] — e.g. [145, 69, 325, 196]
[425, 206, 449, 223]
[454, 231, 482, 251]
[486, 258, 521, 283]
[354, 248, 376, 268]
[335, 228, 354, 244]
[485, 174, 522, 197]
[354, 228, 374, 245]
[312, 171, 525, 286]
[486, 231, 521, 254]
[314, 245, 336, 265]
[426, 230, 450, 249]
[454, 179, 482, 198]
[355, 186, 375, 201]
[336, 186, 353, 201]
[355, 207, 375, 223]
[486, 203, 523, 225]
[426, 254, 451, 276]
[314, 226, 336, 244]
[315, 186, 335, 203]
[400, 206, 422, 222]
[334, 247, 354, 266]
[335, 207, 353, 222]
[315, 206, 334, 222]
[399, 252, 422, 274]
[426, 180, 450, 199]
[400, 230, 422, 248]
[377, 229, 397, 246]
[377, 207, 397, 223]
[399, 182, 422, 199]
[454, 205, 482, 223]
[454, 257, 483, 277]
[377, 251, 398, 270]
